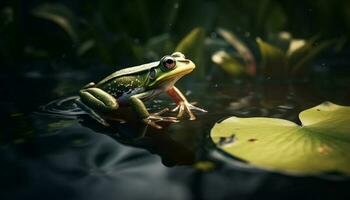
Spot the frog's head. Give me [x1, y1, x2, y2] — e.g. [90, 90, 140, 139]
[146, 52, 195, 90]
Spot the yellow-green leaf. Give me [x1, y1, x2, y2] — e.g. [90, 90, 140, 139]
[211, 50, 245, 76]
[286, 35, 319, 68]
[211, 102, 350, 175]
[175, 27, 205, 77]
[256, 37, 287, 78]
[290, 39, 335, 75]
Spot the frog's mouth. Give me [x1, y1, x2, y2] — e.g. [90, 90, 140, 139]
[155, 66, 194, 87]
[150, 59, 195, 88]
[153, 69, 193, 89]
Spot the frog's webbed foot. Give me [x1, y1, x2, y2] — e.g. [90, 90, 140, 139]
[152, 108, 171, 116]
[143, 108, 179, 129]
[172, 101, 207, 120]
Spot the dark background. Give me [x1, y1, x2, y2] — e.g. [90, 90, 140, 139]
[1, 0, 350, 200]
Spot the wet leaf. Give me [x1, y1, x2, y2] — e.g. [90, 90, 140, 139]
[211, 50, 245, 76]
[211, 102, 350, 175]
[286, 39, 306, 57]
[256, 37, 287, 78]
[175, 27, 205, 77]
[285, 35, 318, 69]
[32, 4, 79, 44]
[217, 28, 256, 76]
[175, 27, 205, 55]
[290, 39, 336, 75]
[271, 32, 292, 52]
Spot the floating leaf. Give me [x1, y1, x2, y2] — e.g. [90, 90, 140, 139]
[211, 102, 350, 175]
[256, 37, 287, 78]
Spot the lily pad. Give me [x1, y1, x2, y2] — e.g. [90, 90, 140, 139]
[211, 102, 350, 175]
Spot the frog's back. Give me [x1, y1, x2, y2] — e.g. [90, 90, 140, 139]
[97, 61, 159, 85]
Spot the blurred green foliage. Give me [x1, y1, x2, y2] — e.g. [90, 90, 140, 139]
[257, 34, 337, 78]
[0, 0, 349, 78]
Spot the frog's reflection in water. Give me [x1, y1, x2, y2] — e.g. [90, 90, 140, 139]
[81, 112, 196, 167]
[40, 96, 196, 167]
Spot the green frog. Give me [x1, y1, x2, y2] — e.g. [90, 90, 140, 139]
[77, 52, 206, 129]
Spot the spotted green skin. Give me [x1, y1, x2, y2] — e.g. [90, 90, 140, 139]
[78, 52, 195, 125]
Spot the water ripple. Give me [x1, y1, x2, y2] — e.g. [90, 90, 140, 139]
[39, 96, 86, 117]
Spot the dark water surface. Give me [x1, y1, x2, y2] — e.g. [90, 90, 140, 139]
[1, 69, 350, 200]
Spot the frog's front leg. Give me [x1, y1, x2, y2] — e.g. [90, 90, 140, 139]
[167, 86, 207, 120]
[128, 92, 178, 129]
[78, 87, 119, 126]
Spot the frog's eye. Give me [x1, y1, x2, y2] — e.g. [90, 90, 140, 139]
[161, 56, 176, 70]
[149, 68, 157, 79]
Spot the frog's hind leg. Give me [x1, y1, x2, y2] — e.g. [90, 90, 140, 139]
[78, 87, 119, 126]
[75, 98, 110, 126]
